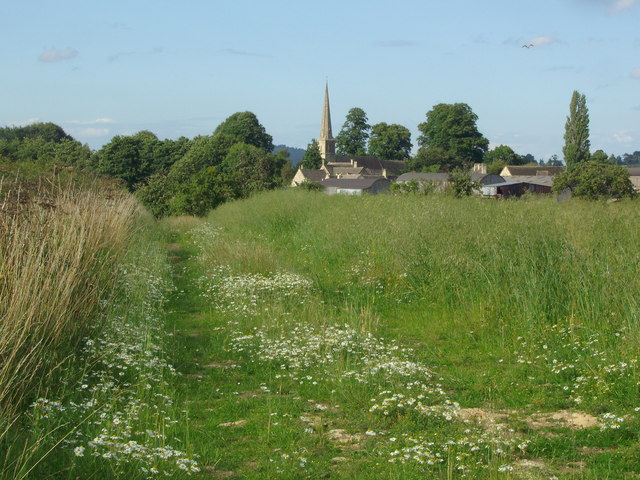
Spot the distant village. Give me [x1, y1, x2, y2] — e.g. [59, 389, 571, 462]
[291, 88, 640, 198]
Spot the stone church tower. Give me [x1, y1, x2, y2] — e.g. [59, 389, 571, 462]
[318, 82, 336, 161]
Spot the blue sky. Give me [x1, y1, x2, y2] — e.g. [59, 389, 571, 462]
[2, 0, 639, 161]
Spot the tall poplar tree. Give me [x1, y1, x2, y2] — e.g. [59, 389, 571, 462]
[563, 91, 590, 168]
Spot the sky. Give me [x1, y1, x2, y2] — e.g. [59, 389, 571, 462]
[1, 0, 639, 161]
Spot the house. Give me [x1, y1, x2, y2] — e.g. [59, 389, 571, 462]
[319, 177, 391, 195]
[291, 168, 328, 186]
[500, 165, 564, 177]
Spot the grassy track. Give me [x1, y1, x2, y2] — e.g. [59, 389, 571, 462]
[165, 190, 640, 479]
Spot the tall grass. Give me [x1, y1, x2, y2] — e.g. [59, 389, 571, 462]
[203, 190, 640, 337]
[0, 178, 139, 418]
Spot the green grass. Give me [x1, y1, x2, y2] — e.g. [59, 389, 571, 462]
[161, 189, 640, 479]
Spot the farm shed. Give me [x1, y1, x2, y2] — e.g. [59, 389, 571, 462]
[482, 178, 553, 197]
[319, 177, 391, 195]
[395, 172, 450, 192]
[470, 172, 505, 185]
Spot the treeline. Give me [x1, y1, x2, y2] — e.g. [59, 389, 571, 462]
[301, 102, 639, 175]
[0, 113, 296, 216]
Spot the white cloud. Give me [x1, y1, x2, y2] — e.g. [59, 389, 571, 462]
[38, 47, 78, 63]
[631, 67, 640, 78]
[9, 118, 40, 126]
[613, 130, 634, 143]
[609, 0, 639, 12]
[530, 36, 558, 47]
[67, 118, 116, 125]
[71, 127, 110, 137]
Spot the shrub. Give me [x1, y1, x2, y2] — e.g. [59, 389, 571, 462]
[553, 161, 636, 200]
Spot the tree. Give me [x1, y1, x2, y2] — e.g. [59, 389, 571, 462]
[336, 107, 370, 155]
[563, 90, 590, 168]
[484, 145, 521, 165]
[91, 135, 147, 190]
[213, 111, 273, 153]
[417, 103, 488, 171]
[368, 123, 412, 160]
[552, 161, 635, 200]
[299, 139, 323, 169]
[168, 167, 234, 216]
[222, 143, 282, 198]
[409, 146, 456, 172]
[591, 149, 610, 164]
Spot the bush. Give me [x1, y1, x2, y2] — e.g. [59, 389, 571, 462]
[553, 161, 636, 200]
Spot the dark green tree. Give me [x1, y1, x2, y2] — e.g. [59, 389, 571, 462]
[0, 122, 71, 143]
[213, 111, 273, 153]
[299, 139, 323, 169]
[368, 123, 412, 160]
[590, 149, 610, 164]
[408, 146, 456, 172]
[417, 103, 489, 171]
[563, 90, 590, 168]
[336, 107, 370, 155]
[222, 143, 282, 198]
[167, 134, 236, 184]
[91, 135, 147, 190]
[553, 161, 635, 199]
[484, 145, 521, 165]
[168, 167, 234, 216]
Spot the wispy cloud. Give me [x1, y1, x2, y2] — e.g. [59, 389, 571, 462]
[67, 118, 116, 125]
[631, 67, 640, 78]
[632, 105, 640, 111]
[71, 127, 110, 137]
[222, 48, 270, 57]
[9, 118, 40, 126]
[613, 130, 634, 143]
[609, 0, 639, 12]
[529, 36, 558, 47]
[38, 47, 78, 63]
[107, 51, 136, 62]
[374, 40, 417, 48]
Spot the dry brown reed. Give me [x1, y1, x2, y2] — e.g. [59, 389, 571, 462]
[0, 177, 140, 419]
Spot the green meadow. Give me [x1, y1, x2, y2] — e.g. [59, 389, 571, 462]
[166, 190, 640, 479]
[3, 186, 640, 479]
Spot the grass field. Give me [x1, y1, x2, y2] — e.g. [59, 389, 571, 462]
[3, 182, 639, 479]
[163, 189, 640, 479]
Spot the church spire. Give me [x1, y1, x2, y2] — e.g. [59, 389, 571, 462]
[318, 81, 336, 161]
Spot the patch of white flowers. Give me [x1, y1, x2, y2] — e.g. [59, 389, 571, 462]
[31, 260, 199, 478]
[513, 324, 639, 410]
[199, 266, 313, 315]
